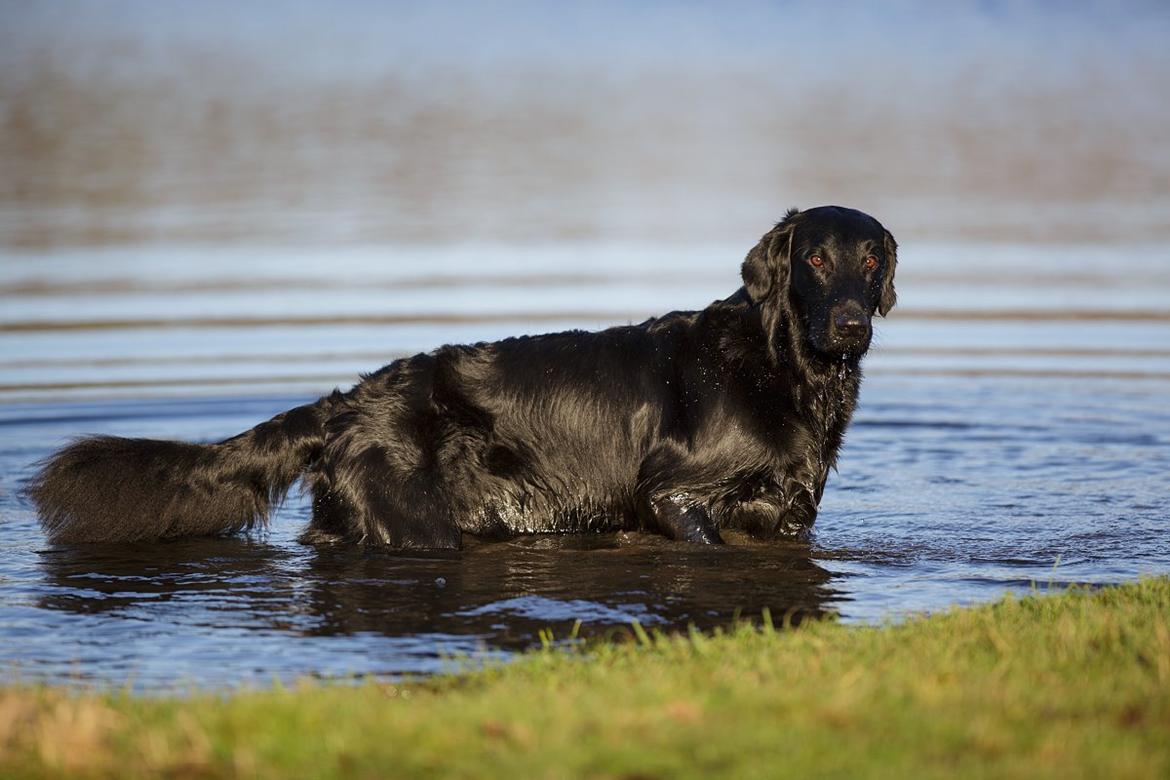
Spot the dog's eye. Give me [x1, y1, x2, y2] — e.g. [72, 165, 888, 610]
[809, 255, 824, 268]
[864, 255, 879, 270]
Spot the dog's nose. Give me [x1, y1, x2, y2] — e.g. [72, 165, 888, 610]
[833, 311, 869, 340]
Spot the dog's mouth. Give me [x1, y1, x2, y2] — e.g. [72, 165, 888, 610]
[828, 333, 872, 359]
[806, 325, 872, 361]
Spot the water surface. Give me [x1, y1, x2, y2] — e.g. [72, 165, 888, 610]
[1, 241, 1168, 688]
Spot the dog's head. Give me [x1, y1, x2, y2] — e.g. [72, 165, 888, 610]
[741, 206, 897, 360]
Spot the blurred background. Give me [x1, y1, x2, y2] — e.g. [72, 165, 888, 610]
[2, 1, 1170, 687]
[3, 0, 1169, 248]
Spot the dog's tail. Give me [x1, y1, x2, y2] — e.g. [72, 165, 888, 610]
[28, 394, 340, 544]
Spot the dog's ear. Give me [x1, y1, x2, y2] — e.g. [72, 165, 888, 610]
[878, 227, 898, 317]
[741, 208, 800, 303]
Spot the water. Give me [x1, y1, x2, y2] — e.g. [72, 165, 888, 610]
[3, 0, 1170, 691]
[1, 241, 1168, 689]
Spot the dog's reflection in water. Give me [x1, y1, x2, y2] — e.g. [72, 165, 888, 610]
[37, 533, 836, 643]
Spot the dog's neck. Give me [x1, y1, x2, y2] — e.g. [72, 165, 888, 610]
[784, 313, 862, 454]
[724, 286, 864, 469]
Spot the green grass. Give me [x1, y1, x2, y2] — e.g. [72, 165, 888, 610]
[3, 578, 1169, 779]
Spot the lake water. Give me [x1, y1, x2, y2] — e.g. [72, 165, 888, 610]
[1, 240, 1168, 689]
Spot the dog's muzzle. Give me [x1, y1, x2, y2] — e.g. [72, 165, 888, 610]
[827, 303, 872, 354]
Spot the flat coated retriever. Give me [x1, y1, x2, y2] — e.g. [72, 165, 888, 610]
[30, 205, 897, 547]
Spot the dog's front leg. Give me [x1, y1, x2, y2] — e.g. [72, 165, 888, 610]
[635, 443, 724, 543]
[641, 491, 723, 544]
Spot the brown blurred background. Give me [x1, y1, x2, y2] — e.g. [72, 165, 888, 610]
[3, 0, 1169, 248]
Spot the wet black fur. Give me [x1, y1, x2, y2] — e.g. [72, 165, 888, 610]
[29, 206, 897, 547]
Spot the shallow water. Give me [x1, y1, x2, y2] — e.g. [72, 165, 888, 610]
[1, 241, 1169, 689]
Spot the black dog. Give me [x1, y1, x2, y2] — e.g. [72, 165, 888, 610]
[31, 206, 897, 547]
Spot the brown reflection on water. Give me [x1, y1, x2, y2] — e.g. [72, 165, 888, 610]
[36, 533, 836, 650]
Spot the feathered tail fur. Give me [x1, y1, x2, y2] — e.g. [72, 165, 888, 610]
[28, 397, 332, 543]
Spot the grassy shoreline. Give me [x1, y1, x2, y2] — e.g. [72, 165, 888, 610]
[3, 579, 1168, 778]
